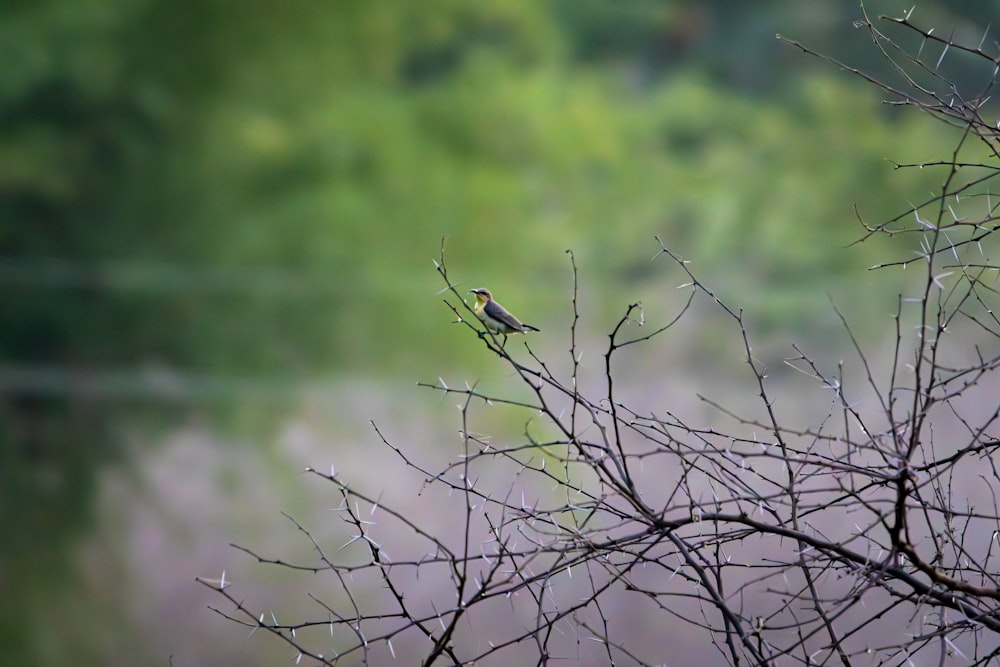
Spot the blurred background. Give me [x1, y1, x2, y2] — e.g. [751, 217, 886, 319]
[2, 1, 995, 664]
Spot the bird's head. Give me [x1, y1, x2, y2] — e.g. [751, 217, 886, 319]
[469, 288, 492, 304]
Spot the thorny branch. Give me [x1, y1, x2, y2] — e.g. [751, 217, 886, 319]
[203, 8, 1000, 665]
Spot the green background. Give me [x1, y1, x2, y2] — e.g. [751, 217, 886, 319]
[1, 1, 990, 663]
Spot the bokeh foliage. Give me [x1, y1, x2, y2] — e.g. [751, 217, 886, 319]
[0, 1, 992, 663]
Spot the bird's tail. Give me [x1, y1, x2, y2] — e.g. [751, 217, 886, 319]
[522, 325, 541, 332]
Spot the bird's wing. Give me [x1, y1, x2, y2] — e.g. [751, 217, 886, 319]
[485, 299, 525, 331]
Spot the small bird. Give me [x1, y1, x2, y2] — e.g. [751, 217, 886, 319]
[469, 288, 540, 336]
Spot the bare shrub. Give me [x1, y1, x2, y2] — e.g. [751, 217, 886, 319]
[201, 8, 1000, 665]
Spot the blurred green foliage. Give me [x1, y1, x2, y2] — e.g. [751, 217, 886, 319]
[0, 0, 994, 663]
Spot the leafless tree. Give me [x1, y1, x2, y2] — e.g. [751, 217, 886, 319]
[201, 7, 1000, 665]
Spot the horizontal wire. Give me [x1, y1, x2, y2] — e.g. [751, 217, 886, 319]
[0, 363, 338, 402]
[0, 256, 348, 296]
